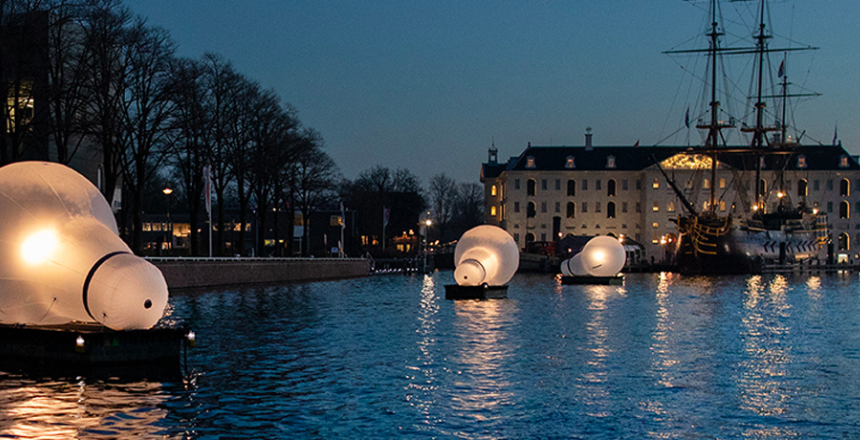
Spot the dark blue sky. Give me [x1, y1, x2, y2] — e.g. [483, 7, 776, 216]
[124, 0, 860, 185]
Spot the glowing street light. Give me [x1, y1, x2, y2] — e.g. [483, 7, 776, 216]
[163, 187, 173, 253]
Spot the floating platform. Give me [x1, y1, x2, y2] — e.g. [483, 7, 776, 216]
[444, 284, 508, 300]
[560, 275, 624, 285]
[0, 323, 192, 379]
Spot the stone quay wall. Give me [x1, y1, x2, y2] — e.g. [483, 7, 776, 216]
[148, 257, 371, 289]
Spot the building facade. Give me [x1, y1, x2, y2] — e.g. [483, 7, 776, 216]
[482, 134, 860, 264]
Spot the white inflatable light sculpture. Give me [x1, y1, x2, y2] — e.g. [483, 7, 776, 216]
[560, 236, 626, 277]
[0, 162, 168, 330]
[560, 253, 588, 277]
[453, 225, 519, 286]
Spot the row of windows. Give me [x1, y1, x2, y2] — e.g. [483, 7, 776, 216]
[489, 199, 860, 220]
[499, 177, 855, 198]
[511, 178, 637, 197]
[524, 155, 618, 170]
[520, 154, 852, 171]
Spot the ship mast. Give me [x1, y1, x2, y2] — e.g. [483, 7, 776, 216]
[752, 0, 768, 213]
[706, 0, 720, 215]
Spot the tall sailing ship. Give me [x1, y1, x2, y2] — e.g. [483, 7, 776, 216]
[663, 0, 830, 274]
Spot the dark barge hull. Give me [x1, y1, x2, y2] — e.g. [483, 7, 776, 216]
[560, 275, 624, 285]
[0, 323, 188, 380]
[445, 284, 508, 300]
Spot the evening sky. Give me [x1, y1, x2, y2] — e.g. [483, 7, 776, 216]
[123, 0, 860, 185]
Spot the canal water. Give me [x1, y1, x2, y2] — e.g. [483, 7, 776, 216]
[1, 272, 859, 438]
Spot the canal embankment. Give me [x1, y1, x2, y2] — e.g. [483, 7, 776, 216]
[147, 257, 371, 289]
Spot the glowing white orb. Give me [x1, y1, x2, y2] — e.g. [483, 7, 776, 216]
[21, 230, 60, 264]
[453, 225, 519, 286]
[0, 162, 168, 330]
[581, 236, 626, 277]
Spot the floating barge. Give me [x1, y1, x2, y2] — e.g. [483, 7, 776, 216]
[445, 284, 508, 300]
[560, 275, 624, 285]
[0, 323, 191, 379]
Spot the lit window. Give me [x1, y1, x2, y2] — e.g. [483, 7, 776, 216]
[652, 222, 659, 228]
[840, 156, 850, 168]
[6, 81, 34, 133]
[720, 178, 726, 189]
[526, 156, 536, 168]
[565, 156, 576, 169]
[490, 206, 497, 216]
[653, 178, 660, 189]
[667, 201, 675, 212]
[491, 185, 497, 196]
[703, 178, 710, 189]
[720, 201, 726, 211]
[653, 201, 659, 212]
[606, 155, 616, 169]
[797, 155, 808, 169]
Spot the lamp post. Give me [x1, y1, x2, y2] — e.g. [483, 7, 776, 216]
[420, 210, 433, 273]
[163, 187, 173, 254]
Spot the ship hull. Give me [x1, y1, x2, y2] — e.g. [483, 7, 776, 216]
[675, 215, 825, 274]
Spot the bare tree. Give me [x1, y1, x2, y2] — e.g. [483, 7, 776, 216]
[246, 89, 300, 256]
[120, 19, 177, 253]
[451, 182, 484, 238]
[291, 131, 340, 256]
[44, 0, 91, 165]
[79, 0, 133, 205]
[429, 173, 457, 241]
[168, 56, 209, 255]
[201, 53, 241, 255]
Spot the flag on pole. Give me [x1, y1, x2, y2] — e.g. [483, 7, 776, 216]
[203, 163, 211, 214]
[778, 59, 785, 78]
[340, 202, 346, 230]
[383, 207, 390, 227]
[684, 107, 690, 128]
[633, 140, 639, 148]
[833, 124, 838, 146]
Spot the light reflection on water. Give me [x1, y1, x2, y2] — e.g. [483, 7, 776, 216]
[1, 272, 859, 438]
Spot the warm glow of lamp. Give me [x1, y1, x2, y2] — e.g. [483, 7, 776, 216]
[580, 235, 627, 277]
[425, 219, 432, 227]
[21, 230, 59, 264]
[813, 208, 819, 214]
[0, 162, 168, 330]
[162, 187, 173, 195]
[777, 191, 785, 198]
[453, 225, 518, 286]
[752, 204, 759, 211]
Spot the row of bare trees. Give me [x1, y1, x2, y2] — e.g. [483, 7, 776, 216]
[2, 0, 340, 256]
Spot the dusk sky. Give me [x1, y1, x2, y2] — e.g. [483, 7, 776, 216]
[124, 0, 860, 185]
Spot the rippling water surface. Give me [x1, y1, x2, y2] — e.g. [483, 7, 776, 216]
[2, 272, 860, 438]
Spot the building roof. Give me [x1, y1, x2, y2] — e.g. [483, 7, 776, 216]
[482, 144, 860, 175]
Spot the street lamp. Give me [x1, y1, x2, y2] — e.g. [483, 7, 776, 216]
[420, 211, 433, 273]
[163, 187, 173, 253]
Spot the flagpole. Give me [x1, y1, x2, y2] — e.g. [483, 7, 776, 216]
[204, 163, 212, 258]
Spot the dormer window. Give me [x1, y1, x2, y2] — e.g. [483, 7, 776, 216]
[526, 156, 536, 169]
[606, 155, 616, 169]
[797, 155, 807, 169]
[840, 155, 850, 168]
[565, 156, 575, 169]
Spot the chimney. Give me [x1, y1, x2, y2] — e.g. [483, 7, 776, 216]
[585, 127, 593, 151]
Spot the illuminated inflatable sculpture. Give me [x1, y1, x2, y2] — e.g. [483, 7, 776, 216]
[446, 225, 519, 299]
[0, 162, 168, 330]
[559, 235, 626, 284]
